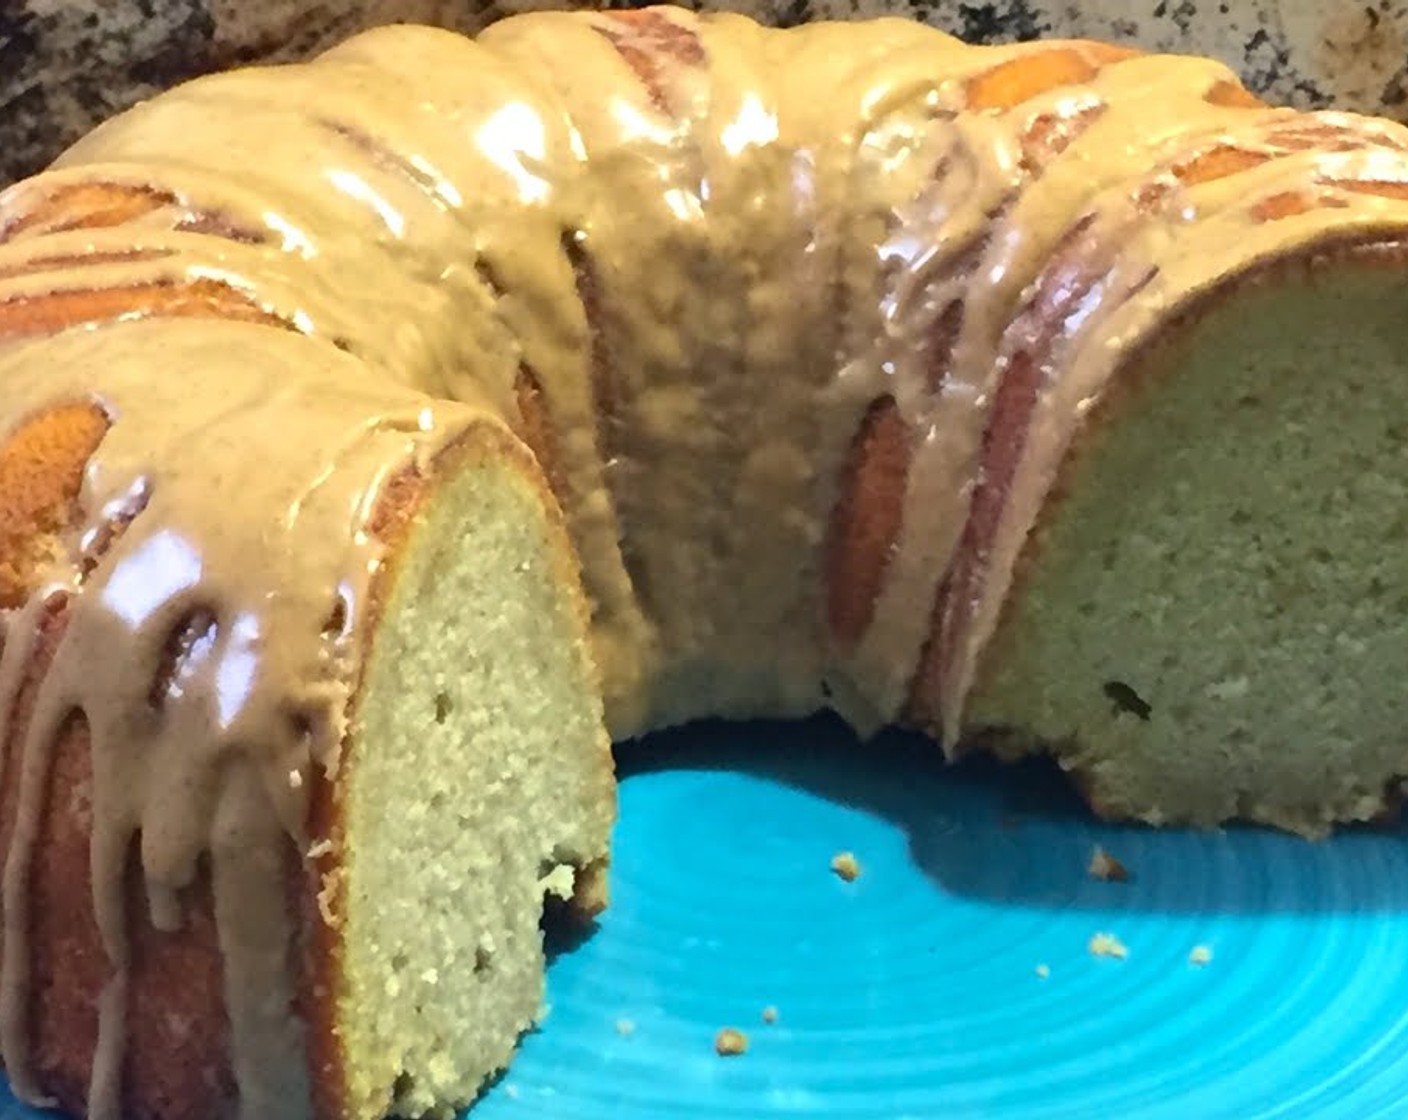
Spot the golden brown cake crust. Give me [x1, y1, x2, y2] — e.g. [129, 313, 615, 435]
[826, 396, 911, 651]
[0, 279, 292, 344]
[0, 404, 107, 609]
[5, 8, 1408, 1117]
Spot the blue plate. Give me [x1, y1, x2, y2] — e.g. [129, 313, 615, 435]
[7, 714, 1408, 1119]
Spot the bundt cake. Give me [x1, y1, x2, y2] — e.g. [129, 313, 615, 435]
[4, 5, 1408, 1117]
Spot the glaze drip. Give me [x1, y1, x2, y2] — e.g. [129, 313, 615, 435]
[2, 8, 1408, 1116]
[0, 321, 491, 1118]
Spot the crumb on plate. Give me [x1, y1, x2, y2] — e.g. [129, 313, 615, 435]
[761, 1005, 779, 1024]
[615, 1018, 636, 1036]
[831, 851, 862, 882]
[1035, 963, 1050, 979]
[1189, 944, 1213, 966]
[1087, 845, 1131, 883]
[1088, 931, 1129, 959]
[715, 1027, 749, 1057]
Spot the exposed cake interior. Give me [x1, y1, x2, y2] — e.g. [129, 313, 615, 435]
[966, 245, 1408, 836]
[334, 451, 613, 1120]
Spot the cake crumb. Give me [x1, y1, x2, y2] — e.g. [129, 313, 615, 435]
[1087, 845, 1130, 883]
[1189, 944, 1213, 966]
[1035, 963, 1050, 979]
[315, 866, 345, 927]
[715, 1027, 749, 1056]
[761, 1005, 779, 1024]
[615, 1018, 636, 1037]
[1088, 932, 1129, 960]
[831, 851, 862, 882]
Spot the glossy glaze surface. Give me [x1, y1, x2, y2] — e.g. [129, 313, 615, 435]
[6, 8, 1408, 1116]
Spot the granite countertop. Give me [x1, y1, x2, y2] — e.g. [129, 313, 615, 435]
[3, 0, 1407, 186]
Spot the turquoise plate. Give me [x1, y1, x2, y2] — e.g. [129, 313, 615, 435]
[6, 714, 1408, 1119]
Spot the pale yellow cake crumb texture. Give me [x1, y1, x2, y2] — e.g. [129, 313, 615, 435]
[761, 1006, 779, 1025]
[715, 1028, 749, 1057]
[968, 258, 1408, 836]
[1189, 945, 1214, 966]
[1088, 932, 1129, 960]
[334, 457, 614, 1120]
[831, 851, 862, 882]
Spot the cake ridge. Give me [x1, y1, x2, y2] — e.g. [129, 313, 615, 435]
[3, 8, 1408, 1117]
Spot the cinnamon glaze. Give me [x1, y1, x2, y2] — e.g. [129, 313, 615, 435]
[3, 7, 1408, 1115]
[0, 322, 493, 1118]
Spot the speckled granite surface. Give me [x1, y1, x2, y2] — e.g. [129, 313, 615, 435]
[2, 0, 1406, 186]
